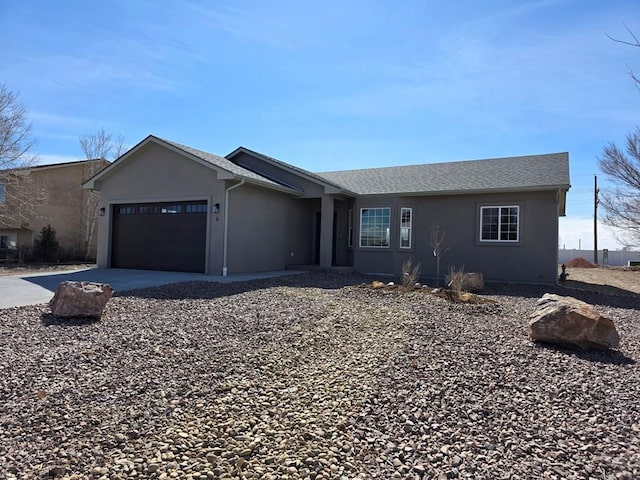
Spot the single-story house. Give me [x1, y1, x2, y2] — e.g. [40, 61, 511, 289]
[83, 135, 570, 284]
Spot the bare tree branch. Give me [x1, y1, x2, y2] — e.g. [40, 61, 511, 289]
[0, 85, 43, 234]
[600, 27, 640, 247]
[598, 128, 640, 247]
[606, 24, 640, 89]
[0, 84, 37, 169]
[606, 23, 640, 47]
[77, 128, 127, 260]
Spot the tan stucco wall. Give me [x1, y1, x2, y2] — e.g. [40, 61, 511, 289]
[94, 143, 226, 273]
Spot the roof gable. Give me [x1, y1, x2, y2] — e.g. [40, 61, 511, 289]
[226, 146, 355, 196]
[83, 136, 299, 194]
[317, 152, 570, 196]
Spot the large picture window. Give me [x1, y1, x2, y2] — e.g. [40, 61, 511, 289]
[480, 206, 519, 242]
[360, 207, 390, 247]
[400, 207, 412, 248]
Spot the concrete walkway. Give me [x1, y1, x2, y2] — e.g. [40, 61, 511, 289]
[0, 267, 304, 309]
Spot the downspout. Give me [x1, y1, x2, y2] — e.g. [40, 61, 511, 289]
[222, 179, 245, 276]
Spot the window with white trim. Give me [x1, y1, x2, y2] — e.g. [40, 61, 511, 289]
[0, 183, 5, 204]
[359, 207, 390, 247]
[347, 209, 354, 247]
[480, 206, 519, 242]
[400, 207, 412, 248]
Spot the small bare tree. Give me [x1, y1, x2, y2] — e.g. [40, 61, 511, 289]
[78, 128, 127, 260]
[429, 220, 451, 286]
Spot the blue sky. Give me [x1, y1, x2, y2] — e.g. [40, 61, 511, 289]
[2, 0, 639, 250]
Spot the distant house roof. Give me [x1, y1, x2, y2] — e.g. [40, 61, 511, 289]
[0, 158, 107, 174]
[317, 152, 570, 196]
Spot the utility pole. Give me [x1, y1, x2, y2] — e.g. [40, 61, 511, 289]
[594, 175, 599, 265]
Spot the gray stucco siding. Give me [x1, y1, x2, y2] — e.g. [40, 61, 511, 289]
[94, 143, 226, 273]
[226, 184, 314, 273]
[353, 190, 560, 284]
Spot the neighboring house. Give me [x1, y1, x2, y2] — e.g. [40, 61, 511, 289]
[0, 159, 109, 261]
[84, 135, 570, 284]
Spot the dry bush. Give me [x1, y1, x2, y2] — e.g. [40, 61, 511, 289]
[401, 258, 422, 287]
[447, 265, 466, 300]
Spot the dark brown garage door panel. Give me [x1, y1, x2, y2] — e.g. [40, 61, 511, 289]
[112, 201, 207, 273]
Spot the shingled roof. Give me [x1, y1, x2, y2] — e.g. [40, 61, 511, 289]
[226, 146, 355, 195]
[158, 137, 299, 191]
[316, 152, 570, 196]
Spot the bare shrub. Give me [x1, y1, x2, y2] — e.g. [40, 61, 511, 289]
[447, 265, 466, 300]
[401, 257, 422, 287]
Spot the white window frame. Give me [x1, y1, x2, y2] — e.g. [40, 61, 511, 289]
[399, 207, 412, 249]
[359, 207, 391, 248]
[480, 205, 520, 242]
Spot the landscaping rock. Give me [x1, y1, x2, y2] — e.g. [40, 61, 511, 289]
[528, 293, 620, 350]
[1, 274, 638, 478]
[49, 281, 114, 319]
[445, 272, 484, 292]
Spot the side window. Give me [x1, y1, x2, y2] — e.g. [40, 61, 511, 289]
[480, 206, 519, 242]
[400, 207, 412, 248]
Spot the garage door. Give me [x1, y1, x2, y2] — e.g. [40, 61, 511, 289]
[111, 201, 207, 273]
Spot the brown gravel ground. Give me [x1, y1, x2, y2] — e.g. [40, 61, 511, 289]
[0, 273, 639, 479]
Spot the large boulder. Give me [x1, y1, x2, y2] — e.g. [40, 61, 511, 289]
[445, 272, 484, 292]
[528, 293, 620, 350]
[49, 281, 114, 319]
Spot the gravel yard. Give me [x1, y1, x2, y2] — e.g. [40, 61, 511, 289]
[1, 273, 639, 479]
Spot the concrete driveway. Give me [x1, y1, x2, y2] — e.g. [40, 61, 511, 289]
[0, 267, 302, 309]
